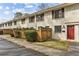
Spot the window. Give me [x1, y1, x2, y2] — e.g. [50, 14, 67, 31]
[14, 21, 17, 25]
[55, 10, 59, 18]
[54, 26, 61, 33]
[8, 22, 12, 26]
[0, 25, 1, 27]
[0, 24, 2, 27]
[52, 8, 64, 19]
[0, 24, 4, 27]
[2, 24, 4, 27]
[61, 8, 64, 18]
[52, 10, 55, 19]
[5, 23, 7, 26]
[21, 18, 25, 24]
[59, 8, 64, 18]
[29, 16, 35, 23]
[36, 13, 44, 21]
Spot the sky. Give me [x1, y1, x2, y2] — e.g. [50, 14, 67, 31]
[0, 3, 59, 23]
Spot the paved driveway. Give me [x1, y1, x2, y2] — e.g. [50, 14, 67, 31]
[0, 38, 46, 56]
[0, 37, 79, 56]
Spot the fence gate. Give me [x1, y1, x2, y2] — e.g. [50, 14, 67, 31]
[37, 27, 52, 41]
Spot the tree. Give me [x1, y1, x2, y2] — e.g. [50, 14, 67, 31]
[38, 3, 49, 10]
[14, 12, 23, 18]
[37, 3, 59, 11]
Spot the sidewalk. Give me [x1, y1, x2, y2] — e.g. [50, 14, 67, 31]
[0, 35, 65, 56]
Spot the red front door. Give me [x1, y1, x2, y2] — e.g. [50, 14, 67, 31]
[67, 25, 74, 40]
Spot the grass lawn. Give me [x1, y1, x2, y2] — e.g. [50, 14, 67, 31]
[33, 39, 69, 50]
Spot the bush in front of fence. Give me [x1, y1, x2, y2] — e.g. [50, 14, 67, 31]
[25, 30, 37, 42]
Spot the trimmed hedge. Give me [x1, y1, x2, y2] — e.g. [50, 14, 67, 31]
[25, 31, 37, 42]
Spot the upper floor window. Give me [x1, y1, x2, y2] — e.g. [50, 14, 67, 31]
[8, 22, 12, 26]
[14, 21, 17, 25]
[0, 25, 1, 27]
[36, 13, 44, 22]
[0, 24, 3, 27]
[2, 24, 4, 27]
[21, 18, 25, 24]
[55, 8, 64, 18]
[52, 8, 64, 19]
[0, 24, 4, 27]
[5, 23, 7, 27]
[52, 10, 55, 19]
[29, 16, 35, 23]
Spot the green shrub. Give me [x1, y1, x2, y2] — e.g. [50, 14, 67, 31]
[25, 31, 37, 42]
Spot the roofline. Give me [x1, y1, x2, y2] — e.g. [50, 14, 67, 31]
[0, 15, 29, 25]
[29, 3, 76, 16]
[0, 3, 76, 25]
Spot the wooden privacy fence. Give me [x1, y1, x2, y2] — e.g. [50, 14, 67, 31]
[36, 27, 52, 41]
[0, 29, 13, 35]
[0, 27, 52, 42]
[0, 30, 3, 35]
[13, 28, 35, 39]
